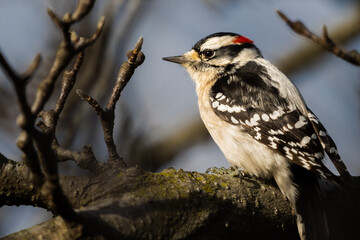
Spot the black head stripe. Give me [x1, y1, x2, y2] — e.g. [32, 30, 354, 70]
[216, 43, 262, 58]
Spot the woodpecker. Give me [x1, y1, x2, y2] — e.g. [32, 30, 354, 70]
[163, 32, 351, 240]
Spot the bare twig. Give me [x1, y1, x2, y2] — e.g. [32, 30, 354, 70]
[74, 16, 106, 51]
[107, 37, 144, 111]
[76, 89, 104, 117]
[59, 0, 142, 150]
[277, 10, 360, 66]
[0, 52, 39, 125]
[53, 144, 106, 173]
[0, 1, 106, 223]
[37, 52, 85, 134]
[76, 89, 124, 168]
[27, 2, 106, 219]
[66, 0, 96, 24]
[37, 52, 102, 173]
[53, 52, 84, 125]
[77, 37, 145, 168]
[0, 52, 44, 183]
[32, 7, 105, 116]
[21, 54, 42, 82]
[0, 51, 76, 220]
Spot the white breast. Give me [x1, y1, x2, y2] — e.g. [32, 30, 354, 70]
[194, 71, 298, 203]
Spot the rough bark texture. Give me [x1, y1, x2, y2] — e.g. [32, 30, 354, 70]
[1, 155, 359, 240]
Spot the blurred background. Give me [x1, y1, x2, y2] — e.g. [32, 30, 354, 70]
[0, 0, 359, 236]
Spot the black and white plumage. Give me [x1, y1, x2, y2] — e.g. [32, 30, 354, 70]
[163, 32, 351, 240]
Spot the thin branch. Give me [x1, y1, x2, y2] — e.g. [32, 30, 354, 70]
[53, 52, 85, 125]
[64, 0, 96, 24]
[21, 54, 42, 82]
[77, 37, 145, 168]
[37, 52, 85, 134]
[0, 52, 38, 124]
[53, 144, 106, 173]
[0, 51, 76, 219]
[0, 52, 44, 183]
[0, 51, 21, 82]
[47, 8, 71, 44]
[31, 8, 105, 116]
[277, 10, 360, 66]
[36, 52, 102, 173]
[23, 4, 105, 219]
[76, 89, 104, 117]
[74, 16, 106, 51]
[107, 37, 144, 111]
[76, 89, 123, 167]
[0, 2, 105, 222]
[59, 0, 143, 150]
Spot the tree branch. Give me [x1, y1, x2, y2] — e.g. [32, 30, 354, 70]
[277, 10, 360, 66]
[53, 52, 84, 125]
[107, 37, 144, 111]
[1, 159, 359, 239]
[0, 1, 106, 223]
[77, 37, 145, 168]
[32, 5, 104, 116]
[0, 51, 44, 184]
[0, 154, 46, 208]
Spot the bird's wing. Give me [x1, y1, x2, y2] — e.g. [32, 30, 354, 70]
[306, 108, 351, 182]
[209, 61, 343, 186]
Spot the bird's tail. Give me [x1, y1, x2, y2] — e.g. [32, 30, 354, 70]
[292, 164, 329, 240]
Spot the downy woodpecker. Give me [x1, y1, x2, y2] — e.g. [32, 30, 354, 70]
[163, 32, 351, 240]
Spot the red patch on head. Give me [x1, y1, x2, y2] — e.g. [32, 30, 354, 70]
[233, 35, 254, 44]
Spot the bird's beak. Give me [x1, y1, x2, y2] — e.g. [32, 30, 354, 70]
[163, 49, 199, 65]
[162, 55, 189, 64]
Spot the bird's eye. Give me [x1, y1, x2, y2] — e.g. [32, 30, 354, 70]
[202, 50, 215, 59]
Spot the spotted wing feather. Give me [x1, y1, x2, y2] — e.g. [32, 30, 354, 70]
[210, 61, 343, 186]
[307, 109, 351, 182]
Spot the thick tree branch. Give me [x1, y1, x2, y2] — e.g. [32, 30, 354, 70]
[0, 154, 46, 208]
[1, 156, 359, 239]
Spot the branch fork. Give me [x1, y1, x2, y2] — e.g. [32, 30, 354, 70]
[77, 36, 145, 168]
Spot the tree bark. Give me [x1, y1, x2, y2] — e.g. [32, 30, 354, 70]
[1, 155, 359, 240]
